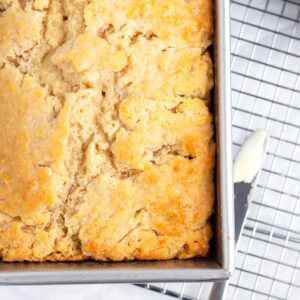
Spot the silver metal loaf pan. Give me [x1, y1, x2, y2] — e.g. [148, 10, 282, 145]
[0, 0, 234, 284]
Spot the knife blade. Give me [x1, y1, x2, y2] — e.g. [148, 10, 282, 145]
[208, 129, 268, 300]
[233, 182, 251, 244]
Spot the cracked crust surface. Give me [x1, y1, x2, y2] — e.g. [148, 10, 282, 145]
[0, 0, 215, 261]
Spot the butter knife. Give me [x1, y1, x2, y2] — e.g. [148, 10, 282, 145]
[208, 129, 269, 300]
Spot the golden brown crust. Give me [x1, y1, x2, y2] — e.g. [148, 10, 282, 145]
[0, 0, 214, 262]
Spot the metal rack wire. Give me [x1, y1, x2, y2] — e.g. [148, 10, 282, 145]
[139, 0, 300, 299]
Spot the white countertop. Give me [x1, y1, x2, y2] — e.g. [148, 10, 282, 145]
[0, 284, 172, 300]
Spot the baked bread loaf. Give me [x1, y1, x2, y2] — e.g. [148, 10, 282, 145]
[0, 0, 215, 261]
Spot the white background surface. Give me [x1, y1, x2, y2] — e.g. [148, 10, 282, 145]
[0, 284, 172, 300]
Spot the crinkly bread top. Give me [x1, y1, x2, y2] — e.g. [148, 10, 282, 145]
[0, 0, 214, 261]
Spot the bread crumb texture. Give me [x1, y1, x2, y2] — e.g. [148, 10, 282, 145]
[0, 0, 215, 261]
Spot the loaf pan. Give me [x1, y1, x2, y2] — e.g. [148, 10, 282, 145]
[0, 0, 234, 284]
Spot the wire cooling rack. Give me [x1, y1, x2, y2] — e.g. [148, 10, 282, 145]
[138, 0, 300, 299]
